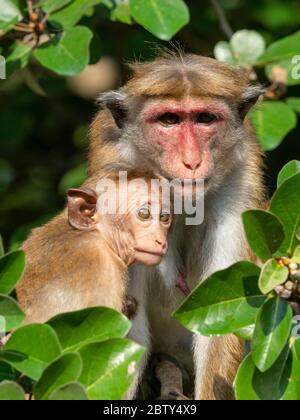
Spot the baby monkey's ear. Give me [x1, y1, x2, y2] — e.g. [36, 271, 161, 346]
[68, 188, 98, 231]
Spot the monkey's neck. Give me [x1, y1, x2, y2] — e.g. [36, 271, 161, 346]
[97, 224, 134, 267]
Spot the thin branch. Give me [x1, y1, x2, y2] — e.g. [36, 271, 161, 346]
[27, 0, 34, 16]
[13, 24, 34, 33]
[22, 67, 47, 97]
[16, 374, 26, 384]
[41, 13, 50, 25]
[14, 22, 29, 28]
[210, 0, 234, 39]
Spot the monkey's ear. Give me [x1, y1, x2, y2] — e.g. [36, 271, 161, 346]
[68, 188, 98, 231]
[239, 85, 265, 120]
[97, 91, 127, 129]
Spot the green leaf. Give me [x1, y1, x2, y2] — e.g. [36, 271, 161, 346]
[285, 97, 300, 113]
[252, 297, 292, 372]
[0, 234, 4, 257]
[249, 101, 297, 151]
[0, 294, 25, 331]
[282, 339, 300, 400]
[257, 31, 300, 65]
[0, 350, 27, 367]
[242, 210, 285, 262]
[236, 341, 300, 400]
[10, 0, 26, 14]
[259, 259, 289, 295]
[278, 160, 300, 188]
[173, 262, 264, 336]
[0, 250, 26, 295]
[270, 173, 300, 255]
[214, 41, 235, 65]
[34, 26, 93, 76]
[0, 381, 25, 400]
[38, 0, 72, 13]
[0, 361, 17, 382]
[0, 0, 22, 22]
[253, 0, 300, 30]
[79, 338, 144, 400]
[292, 246, 300, 263]
[230, 30, 266, 68]
[111, 1, 132, 25]
[5, 42, 32, 76]
[48, 307, 131, 352]
[50, 0, 102, 27]
[235, 345, 292, 400]
[234, 325, 255, 341]
[129, 0, 189, 41]
[4, 324, 62, 380]
[58, 164, 87, 195]
[48, 381, 88, 400]
[0, 16, 18, 37]
[34, 353, 82, 400]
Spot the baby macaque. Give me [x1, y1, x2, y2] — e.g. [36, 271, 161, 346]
[17, 170, 172, 323]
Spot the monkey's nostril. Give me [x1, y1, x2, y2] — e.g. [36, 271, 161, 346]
[183, 161, 201, 171]
[156, 238, 166, 249]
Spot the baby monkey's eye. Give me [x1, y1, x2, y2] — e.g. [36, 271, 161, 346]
[158, 112, 181, 126]
[160, 212, 171, 224]
[137, 207, 151, 221]
[196, 112, 217, 124]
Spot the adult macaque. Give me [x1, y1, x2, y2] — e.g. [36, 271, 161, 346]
[17, 170, 172, 324]
[85, 53, 265, 400]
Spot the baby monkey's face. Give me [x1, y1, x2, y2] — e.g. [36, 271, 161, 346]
[67, 176, 173, 267]
[116, 180, 172, 266]
[129, 200, 171, 266]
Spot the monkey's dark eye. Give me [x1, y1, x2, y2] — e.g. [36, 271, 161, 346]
[137, 207, 151, 221]
[196, 113, 217, 124]
[160, 212, 171, 224]
[158, 113, 181, 126]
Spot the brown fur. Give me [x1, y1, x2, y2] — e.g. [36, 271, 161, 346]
[17, 211, 127, 323]
[126, 54, 251, 99]
[88, 110, 119, 177]
[198, 335, 245, 400]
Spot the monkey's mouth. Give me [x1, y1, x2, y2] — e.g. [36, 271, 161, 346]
[164, 174, 211, 184]
[135, 249, 166, 258]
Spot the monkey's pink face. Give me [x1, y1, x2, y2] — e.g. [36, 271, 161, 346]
[141, 97, 232, 181]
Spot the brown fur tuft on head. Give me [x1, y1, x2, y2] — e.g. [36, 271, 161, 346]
[125, 53, 257, 100]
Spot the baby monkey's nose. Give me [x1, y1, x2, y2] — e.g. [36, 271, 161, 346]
[155, 236, 167, 253]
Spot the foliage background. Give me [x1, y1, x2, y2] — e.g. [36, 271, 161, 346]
[0, 0, 300, 248]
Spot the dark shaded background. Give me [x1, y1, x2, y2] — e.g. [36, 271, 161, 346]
[0, 0, 299, 248]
